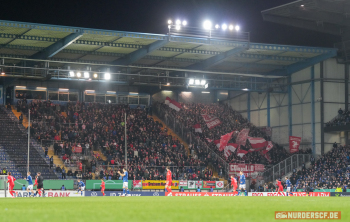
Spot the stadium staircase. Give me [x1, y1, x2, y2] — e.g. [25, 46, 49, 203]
[47, 148, 66, 170]
[61, 112, 67, 117]
[0, 106, 58, 179]
[93, 150, 107, 161]
[0, 146, 23, 179]
[11, 105, 31, 128]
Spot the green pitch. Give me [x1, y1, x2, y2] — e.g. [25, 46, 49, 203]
[1, 197, 349, 222]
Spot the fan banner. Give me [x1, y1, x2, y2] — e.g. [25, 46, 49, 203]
[133, 180, 142, 189]
[266, 141, 274, 151]
[202, 181, 216, 189]
[219, 131, 234, 151]
[237, 149, 248, 158]
[216, 181, 224, 189]
[289, 136, 301, 153]
[229, 164, 265, 173]
[236, 128, 250, 149]
[248, 137, 267, 149]
[166, 192, 236, 197]
[201, 114, 222, 129]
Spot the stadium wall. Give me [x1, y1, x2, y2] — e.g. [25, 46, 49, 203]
[225, 58, 347, 156]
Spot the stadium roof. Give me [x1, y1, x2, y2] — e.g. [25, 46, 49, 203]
[0, 19, 338, 91]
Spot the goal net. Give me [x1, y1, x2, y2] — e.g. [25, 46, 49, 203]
[0, 175, 8, 198]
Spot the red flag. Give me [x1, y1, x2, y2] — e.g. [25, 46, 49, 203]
[236, 128, 250, 151]
[289, 136, 301, 153]
[201, 114, 222, 129]
[193, 124, 202, 133]
[264, 152, 272, 163]
[224, 143, 238, 159]
[248, 137, 267, 149]
[169, 99, 182, 111]
[237, 149, 248, 158]
[165, 97, 171, 105]
[219, 131, 234, 152]
[214, 140, 220, 149]
[261, 141, 273, 155]
[206, 138, 213, 143]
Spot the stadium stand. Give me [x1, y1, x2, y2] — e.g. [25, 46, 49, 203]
[14, 100, 220, 181]
[155, 101, 311, 166]
[0, 106, 58, 179]
[289, 145, 350, 191]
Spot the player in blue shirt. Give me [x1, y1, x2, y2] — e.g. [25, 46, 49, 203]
[76, 179, 85, 196]
[118, 168, 130, 196]
[26, 172, 34, 197]
[285, 177, 293, 196]
[238, 171, 247, 196]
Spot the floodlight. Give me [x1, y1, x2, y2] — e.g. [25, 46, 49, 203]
[222, 24, 227, 30]
[104, 73, 111, 80]
[301, 4, 304, 7]
[235, 25, 240, 31]
[203, 20, 212, 30]
[76, 72, 81, 78]
[205, 83, 208, 89]
[168, 25, 171, 29]
[229, 25, 234, 30]
[176, 20, 181, 25]
[242, 88, 249, 91]
[93, 73, 98, 78]
[84, 72, 90, 78]
[1, 71, 5, 75]
[175, 25, 181, 30]
[200, 80, 206, 85]
[195, 79, 200, 85]
[182, 20, 187, 26]
[69, 71, 75, 77]
[189, 79, 194, 85]
[168, 20, 172, 24]
[215, 24, 220, 29]
[166, 83, 170, 86]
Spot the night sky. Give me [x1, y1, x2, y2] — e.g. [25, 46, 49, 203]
[2, 0, 341, 47]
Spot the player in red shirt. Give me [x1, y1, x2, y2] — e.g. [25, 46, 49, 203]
[100, 179, 105, 196]
[7, 172, 16, 198]
[231, 175, 238, 196]
[276, 179, 284, 192]
[165, 166, 172, 193]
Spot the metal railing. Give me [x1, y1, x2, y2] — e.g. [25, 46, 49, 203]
[153, 103, 230, 179]
[262, 154, 313, 183]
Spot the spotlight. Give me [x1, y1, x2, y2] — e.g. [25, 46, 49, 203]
[76, 72, 81, 78]
[242, 88, 249, 91]
[203, 20, 212, 30]
[69, 71, 75, 77]
[205, 83, 208, 89]
[182, 20, 187, 26]
[189, 79, 194, 85]
[175, 25, 181, 30]
[200, 80, 206, 85]
[301, 4, 304, 7]
[93, 73, 98, 78]
[84, 72, 90, 78]
[235, 25, 240, 31]
[215, 24, 220, 29]
[104, 73, 111, 80]
[168, 20, 172, 24]
[222, 24, 227, 30]
[229, 25, 234, 30]
[1, 71, 5, 75]
[166, 82, 170, 86]
[176, 19, 181, 25]
[168, 25, 171, 29]
[195, 79, 200, 85]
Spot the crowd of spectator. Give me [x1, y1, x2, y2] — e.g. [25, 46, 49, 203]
[287, 144, 350, 191]
[18, 99, 219, 181]
[156, 102, 311, 166]
[326, 108, 350, 127]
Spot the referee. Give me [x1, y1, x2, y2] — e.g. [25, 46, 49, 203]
[36, 172, 44, 197]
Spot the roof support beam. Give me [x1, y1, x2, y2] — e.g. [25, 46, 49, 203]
[30, 32, 83, 59]
[112, 39, 169, 65]
[184, 47, 247, 70]
[265, 50, 337, 76]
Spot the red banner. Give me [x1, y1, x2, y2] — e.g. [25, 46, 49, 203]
[229, 164, 265, 173]
[236, 128, 250, 149]
[224, 143, 238, 159]
[201, 114, 222, 129]
[73, 146, 82, 153]
[193, 124, 202, 133]
[219, 131, 234, 151]
[202, 181, 216, 189]
[249, 192, 330, 197]
[166, 192, 236, 196]
[289, 136, 301, 153]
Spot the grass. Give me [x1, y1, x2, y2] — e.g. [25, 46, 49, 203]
[1, 196, 349, 222]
